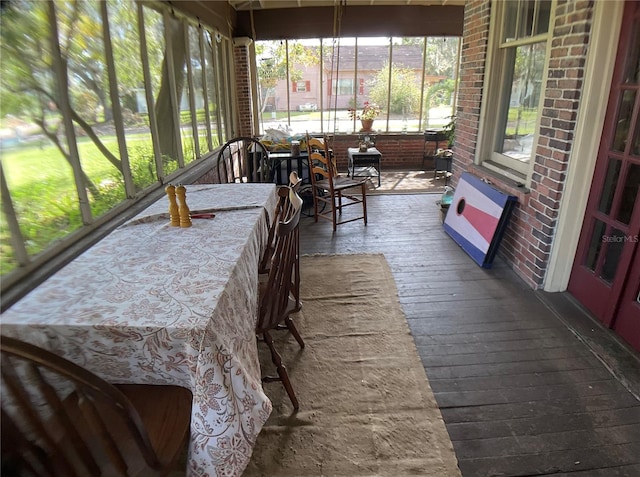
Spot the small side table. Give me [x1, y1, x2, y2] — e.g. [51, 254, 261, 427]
[347, 147, 382, 187]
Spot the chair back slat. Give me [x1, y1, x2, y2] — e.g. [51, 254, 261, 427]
[77, 391, 130, 475]
[306, 136, 335, 191]
[1, 407, 51, 476]
[304, 133, 368, 231]
[1, 336, 165, 476]
[2, 357, 87, 476]
[216, 137, 271, 183]
[259, 186, 290, 273]
[257, 190, 302, 334]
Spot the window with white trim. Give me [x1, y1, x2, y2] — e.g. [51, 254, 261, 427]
[332, 78, 354, 96]
[295, 80, 310, 92]
[483, 0, 552, 179]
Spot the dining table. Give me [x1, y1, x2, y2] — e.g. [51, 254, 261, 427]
[0, 183, 278, 477]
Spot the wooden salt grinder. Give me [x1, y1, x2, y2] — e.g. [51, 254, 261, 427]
[165, 184, 180, 227]
[175, 185, 192, 228]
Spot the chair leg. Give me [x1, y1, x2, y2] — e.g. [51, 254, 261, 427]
[284, 316, 305, 349]
[313, 189, 319, 223]
[262, 331, 299, 410]
[331, 196, 338, 232]
[361, 184, 368, 225]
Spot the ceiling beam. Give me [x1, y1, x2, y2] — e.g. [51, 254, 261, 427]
[235, 4, 464, 39]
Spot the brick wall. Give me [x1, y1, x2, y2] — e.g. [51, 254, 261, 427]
[455, 0, 594, 289]
[234, 44, 254, 137]
[330, 134, 436, 171]
[453, 0, 491, 175]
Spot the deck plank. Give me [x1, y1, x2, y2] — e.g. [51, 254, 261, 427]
[299, 193, 640, 477]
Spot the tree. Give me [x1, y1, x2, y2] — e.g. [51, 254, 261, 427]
[61, 1, 113, 122]
[424, 37, 459, 77]
[0, 0, 104, 196]
[0, 0, 188, 195]
[423, 79, 455, 124]
[256, 40, 318, 113]
[369, 62, 421, 116]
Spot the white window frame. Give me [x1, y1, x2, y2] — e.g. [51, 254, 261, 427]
[478, 0, 554, 182]
[332, 78, 355, 96]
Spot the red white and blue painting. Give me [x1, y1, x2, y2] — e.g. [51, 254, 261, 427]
[443, 172, 517, 268]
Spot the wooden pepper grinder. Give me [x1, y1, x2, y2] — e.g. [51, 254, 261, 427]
[175, 184, 192, 228]
[165, 184, 180, 227]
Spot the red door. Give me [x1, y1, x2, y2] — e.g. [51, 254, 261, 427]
[615, 244, 640, 350]
[568, 1, 640, 351]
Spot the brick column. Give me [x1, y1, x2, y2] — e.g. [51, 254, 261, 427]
[454, 0, 492, 175]
[233, 38, 255, 137]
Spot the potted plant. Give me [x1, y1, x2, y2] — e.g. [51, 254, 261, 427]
[348, 102, 381, 131]
[442, 115, 456, 147]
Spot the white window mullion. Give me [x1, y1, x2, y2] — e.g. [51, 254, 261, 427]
[418, 36, 428, 132]
[211, 38, 224, 145]
[221, 40, 235, 138]
[385, 37, 393, 132]
[248, 40, 261, 137]
[285, 40, 291, 126]
[452, 37, 462, 119]
[0, 163, 28, 267]
[101, 1, 135, 197]
[198, 27, 213, 151]
[163, 10, 184, 167]
[319, 41, 324, 133]
[219, 40, 230, 142]
[184, 22, 200, 158]
[353, 37, 359, 132]
[137, 3, 164, 182]
[48, 1, 92, 224]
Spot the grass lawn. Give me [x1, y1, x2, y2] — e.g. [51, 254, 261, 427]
[1, 133, 157, 274]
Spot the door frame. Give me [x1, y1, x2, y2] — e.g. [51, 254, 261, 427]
[543, 1, 625, 292]
[567, 0, 640, 329]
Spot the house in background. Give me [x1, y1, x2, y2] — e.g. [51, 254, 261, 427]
[265, 44, 447, 113]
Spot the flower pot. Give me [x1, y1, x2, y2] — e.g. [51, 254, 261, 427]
[439, 203, 450, 223]
[360, 119, 374, 132]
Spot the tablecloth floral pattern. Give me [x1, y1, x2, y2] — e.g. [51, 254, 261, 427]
[1, 183, 278, 477]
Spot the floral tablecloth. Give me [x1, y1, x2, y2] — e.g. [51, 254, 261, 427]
[1, 183, 278, 477]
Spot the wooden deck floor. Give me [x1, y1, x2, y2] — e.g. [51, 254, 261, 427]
[298, 193, 640, 477]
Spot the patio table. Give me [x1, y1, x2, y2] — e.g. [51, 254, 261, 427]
[347, 146, 382, 187]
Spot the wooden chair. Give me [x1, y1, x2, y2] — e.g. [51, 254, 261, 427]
[0, 335, 192, 477]
[216, 137, 272, 183]
[305, 135, 368, 232]
[257, 189, 304, 410]
[258, 175, 304, 338]
[288, 171, 302, 192]
[259, 173, 301, 274]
